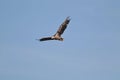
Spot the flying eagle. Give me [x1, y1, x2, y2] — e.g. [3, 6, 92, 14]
[38, 16, 71, 41]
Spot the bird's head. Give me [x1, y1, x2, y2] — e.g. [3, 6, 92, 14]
[59, 38, 64, 41]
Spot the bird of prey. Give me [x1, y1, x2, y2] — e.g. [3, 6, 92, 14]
[38, 16, 71, 41]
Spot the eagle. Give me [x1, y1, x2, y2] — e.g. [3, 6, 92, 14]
[38, 16, 71, 41]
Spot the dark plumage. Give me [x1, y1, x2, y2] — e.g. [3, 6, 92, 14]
[39, 16, 71, 41]
[40, 37, 53, 41]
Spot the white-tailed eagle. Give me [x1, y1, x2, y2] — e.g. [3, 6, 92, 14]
[38, 16, 71, 41]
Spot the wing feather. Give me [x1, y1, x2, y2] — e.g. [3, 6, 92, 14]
[56, 16, 71, 36]
[40, 37, 53, 41]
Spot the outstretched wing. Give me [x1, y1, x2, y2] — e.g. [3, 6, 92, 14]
[56, 16, 71, 36]
[40, 37, 53, 41]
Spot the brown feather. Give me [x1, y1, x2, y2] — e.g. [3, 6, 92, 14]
[56, 16, 71, 36]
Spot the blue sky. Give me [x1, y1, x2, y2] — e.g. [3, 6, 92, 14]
[0, 0, 120, 80]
